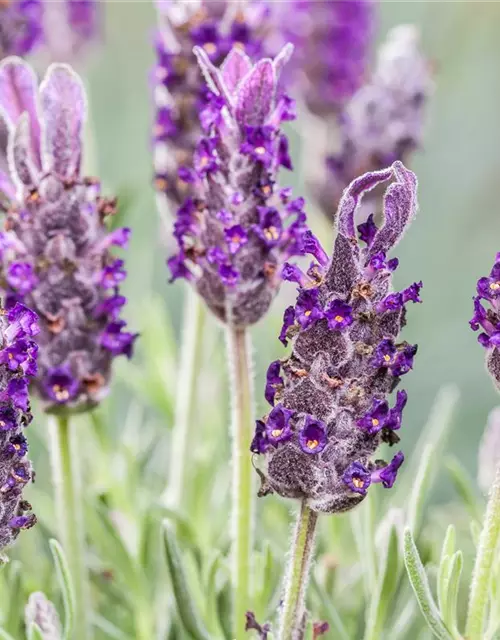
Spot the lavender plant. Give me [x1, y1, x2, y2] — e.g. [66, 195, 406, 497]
[152, 0, 274, 515]
[0, 57, 136, 640]
[252, 161, 421, 637]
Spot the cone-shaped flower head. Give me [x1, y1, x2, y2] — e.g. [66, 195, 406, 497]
[276, 0, 376, 115]
[0, 58, 137, 413]
[0, 1, 97, 61]
[0, 301, 38, 552]
[153, 0, 273, 211]
[320, 25, 433, 218]
[168, 44, 315, 327]
[253, 162, 421, 513]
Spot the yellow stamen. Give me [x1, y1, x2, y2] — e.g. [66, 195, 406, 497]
[264, 227, 279, 241]
[491, 282, 500, 291]
[255, 146, 266, 155]
[304, 310, 312, 317]
[53, 385, 70, 402]
[352, 477, 364, 489]
[202, 42, 217, 55]
[383, 354, 392, 363]
[271, 428, 283, 438]
[334, 315, 344, 323]
[306, 439, 319, 450]
[372, 418, 379, 427]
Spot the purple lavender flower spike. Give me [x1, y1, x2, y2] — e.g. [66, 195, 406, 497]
[168, 43, 317, 327]
[275, 0, 376, 116]
[0, 59, 137, 413]
[252, 162, 421, 513]
[0, 297, 38, 553]
[321, 25, 434, 220]
[152, 0, 275, 215]
[0, 1, 43, 58]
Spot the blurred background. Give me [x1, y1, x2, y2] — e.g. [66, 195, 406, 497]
[4, 1, 500, 638]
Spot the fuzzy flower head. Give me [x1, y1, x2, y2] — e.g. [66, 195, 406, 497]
[253, 162, 420, 513]
[0, 301, 38, 553]
[276, 0, 376, 116]
[168, 44, 315, 327]
[152, 0, 273, 211]
[0, 1, 98, 62]
[0, 58, 137, 413]
[320, 25, 433, 219]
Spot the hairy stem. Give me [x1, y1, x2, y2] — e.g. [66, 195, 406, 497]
[163, 288, 205, 509]
[48, 415, 90, 640]
[466, 460, 500, 640]
[226, 326, 254, 640]
[279, 501, 319, 640]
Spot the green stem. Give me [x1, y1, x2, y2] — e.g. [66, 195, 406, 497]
[226, 326, 254, 640]
[279, 501, 318, 640]
[163, 288, 205, 510]
[466, 460, 500, 640]
[48, 415, 90, 640]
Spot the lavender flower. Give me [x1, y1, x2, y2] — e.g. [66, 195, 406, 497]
[153, 0, 273, 212]
[320, 25, 433, 219]
[0, 58, 137, 413]
[252, 161, 420, 513]
[168, 44, 315, 327]
[0, 1, 97, 62]
[0, 301, 38, 553]
[276, 0, 376, 115]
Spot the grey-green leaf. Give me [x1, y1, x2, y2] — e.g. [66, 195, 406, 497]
[49, 539, 75, 640]
[403, 528, 453, 640]
[27, 623, 46, 640]
[163, 523, 212, 640]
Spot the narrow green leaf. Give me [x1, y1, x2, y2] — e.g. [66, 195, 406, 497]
[49, 539, 75, 640]
[203, 552, 226, 638]
[4, 561, 22, 633]
[471, 520, 481, 547]
[364, 522, 401, 640]
[403, 528, 453, 640]
[0, 630, 16, 640]
[27, 623, 45, 640]
[446, 456, 483, 522]
[392, 599, 417, 639]
[163, 523, 212, 640]
[437, 555, 451, 616]
[440, 526, 456, 560]
[442, 552, 463, 639]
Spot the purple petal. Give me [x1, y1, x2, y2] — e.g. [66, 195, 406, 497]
[8, 112, 40, 188]
[40, 63, 86, 178]
[221, 48, 252, 94]
[235, 59, 275, 126]
[193, 46, 234, 109]
[0, 57, 41, 168]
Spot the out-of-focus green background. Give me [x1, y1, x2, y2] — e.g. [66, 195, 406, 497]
[86, 0, 500, 483]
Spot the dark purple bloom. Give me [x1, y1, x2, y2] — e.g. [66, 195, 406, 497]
[298, 416, 327, 454]
[100, 322, 138, 359]
[253, 207, 283, 248]
[324, 300, 353, 331]
[6, 262, 38, 296]
[6, 379, 29, 412]
[0, 407, 18, 432]
[224, 225, 248, 255]
[302, 231, 329, 266]
[343, 462, 372, 496]
[255, 163, 421, 513]
[240, 126, 276, 168]
[357, 214, 377, 247]
[44, 366, 79, 404]
[0, 60, 137, 412]
[295, 289, 323, 329]
[6, 434, 28, 457]
[279, 306, 296, 346]
[356, 399, 389, 435]
[250, 420, 269, 455]
[281, 263, 309, 288]
[372, 451, 405, 488]
[265, 405, 294, 445]
[278, 134, 293, 170]
[265, 361, 283, 406]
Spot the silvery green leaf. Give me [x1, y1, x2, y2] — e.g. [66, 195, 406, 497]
[350, 491, 377, 597]
[163, 523, 212, 640]
[406, 387, 459, 534]
[0, 630, 16, 640]
[442, 552, 463, 639]
[403, 528, 453, 640]
[49, 540, 74, 640]
[446, 456, 483, 522]
[392, 599, 417, 639]
[364, 520, 401, 640]
[437, 554, 451, 617]
[471, 521, 481, 547]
